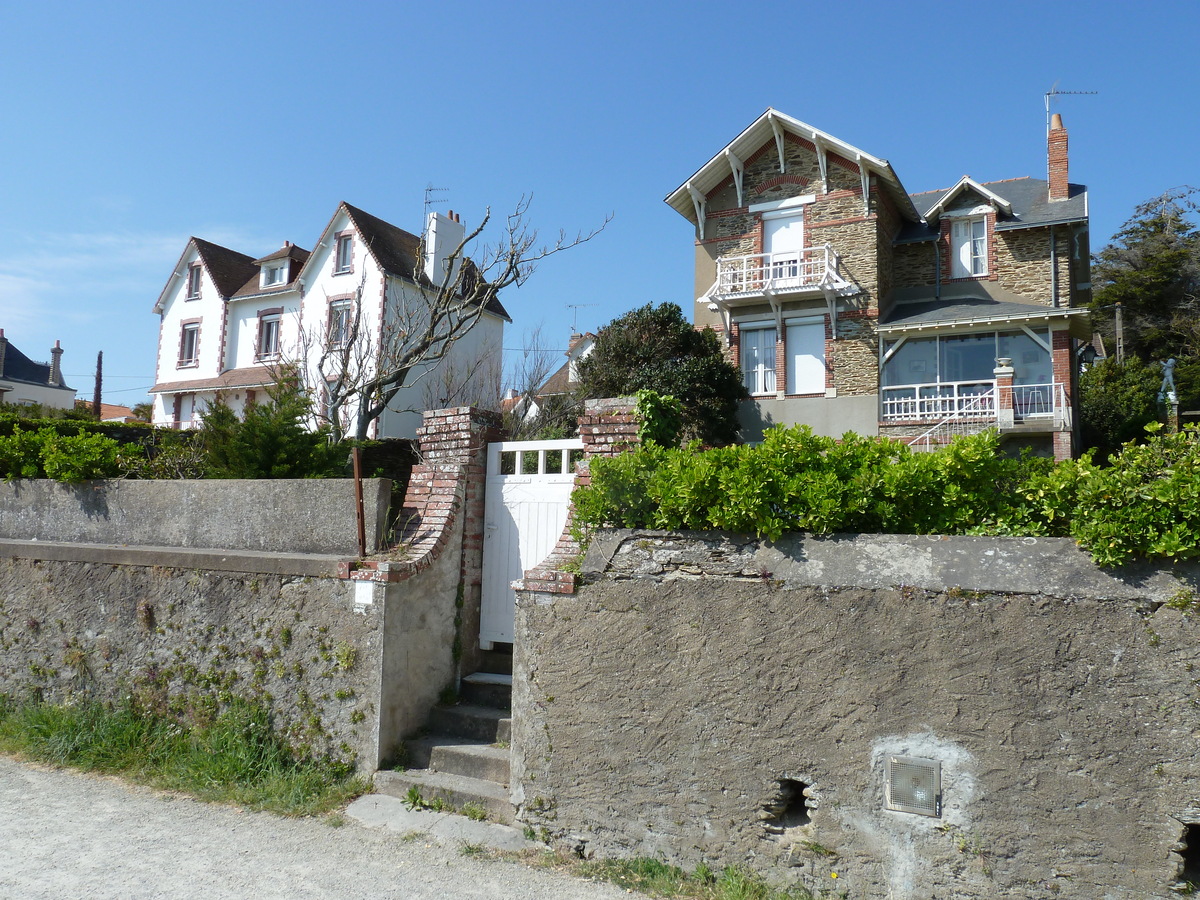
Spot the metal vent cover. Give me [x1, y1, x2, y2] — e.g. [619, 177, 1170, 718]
[886, 756, 941, 817]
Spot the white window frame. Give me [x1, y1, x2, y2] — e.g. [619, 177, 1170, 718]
[178, 322, 200, 366]
[186, 264, 202, 300]
[327, 299, 353, 348]
[740, 323, 777, 396]
[261, 263, 287, 287]
[257, 314, 282, 361]
[951, 216, 988, 278]
[334, 234, 354, 274]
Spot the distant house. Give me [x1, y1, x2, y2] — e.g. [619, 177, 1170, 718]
[504, 332, 596, 422]
[666, 109, 1090, 458]
[149, 203, 510, 438]
[0, 331, 76, 409]
[76, 401, 140, 423]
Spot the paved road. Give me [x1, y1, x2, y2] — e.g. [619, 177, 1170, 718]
[0, 757, 632, 900]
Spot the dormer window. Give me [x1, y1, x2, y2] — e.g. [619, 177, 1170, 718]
[186, 264, 202, 299]
[951, 216, 988, 278]
[261, 262, 288, 287]
[334, 233, 354, 274]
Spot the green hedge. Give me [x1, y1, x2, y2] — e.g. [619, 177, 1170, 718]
[573, 424, 1200, 567]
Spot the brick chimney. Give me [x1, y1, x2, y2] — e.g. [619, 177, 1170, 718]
[49, 340, 63, 386]
[1048, 113, 1069, 201]
[0, 329, 7, 375]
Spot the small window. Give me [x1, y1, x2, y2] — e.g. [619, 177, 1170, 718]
[327, 300, 353, 348]
[741, 325, 777, 395]
[257, 314, 281, 360]
[951, 217, 988, 278]
[186, 264, 202, 299]
[262, 263, 287, 287]
[179, 322, 200, 366]
[335, 234, 354, 274]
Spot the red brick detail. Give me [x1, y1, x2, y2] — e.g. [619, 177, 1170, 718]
[1048, 125, 1069, 201]
[996, 369, 1014, 412]
[754, 174, 811, 195]
[516, 398, 644, 596]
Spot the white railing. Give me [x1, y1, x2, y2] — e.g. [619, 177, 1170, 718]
[904, 391, 997, 452]
[1011, 382, 1070, 427]
[714, 245, 845, 297]
[881, 380, 997, 423]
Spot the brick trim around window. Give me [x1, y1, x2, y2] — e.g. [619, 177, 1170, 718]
[333, 230, 355, 275]
[255, 307, 284, 362]
[177, 318, 201, 368]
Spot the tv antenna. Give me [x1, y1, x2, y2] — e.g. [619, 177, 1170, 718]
[567, 303, 597, 332]
[423, 184, 450, 218]
[1044, 84, 1098, 134]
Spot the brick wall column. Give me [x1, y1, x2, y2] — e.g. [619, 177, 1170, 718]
[417, 406, 500, 672]
[520, 398, 643, 596]
[994, 359, 1015, 429]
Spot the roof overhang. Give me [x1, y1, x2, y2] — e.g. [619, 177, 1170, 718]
[879, 306, 1091, 340]
[153, 238, 198, 314]
[664, 108, 923, 225]
[923, 176, 1013, 224]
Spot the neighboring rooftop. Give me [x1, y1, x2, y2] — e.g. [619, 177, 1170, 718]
[898, 177, 1089, 243]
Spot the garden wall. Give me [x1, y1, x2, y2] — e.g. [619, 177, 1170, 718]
[514, 530, 1200, 900]
[0, 478, 394, 556]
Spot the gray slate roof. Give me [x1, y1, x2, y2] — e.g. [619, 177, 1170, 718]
[0, 340, 73, 391]
[882, 296, 1080, 329]
[897, 177, 1088, 243]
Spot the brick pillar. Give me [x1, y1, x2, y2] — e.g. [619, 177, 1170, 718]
[1048, 113, 1069, 201]
[577, 397, 640, 460]
[994, 359, 1015, 429]
[416, 406, 500, 672]
[518, 398, 643, 597]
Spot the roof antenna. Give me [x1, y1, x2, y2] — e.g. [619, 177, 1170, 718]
[1044, 83, 1097, 135]
[423, 184, 450, 220]
[567, 303, 597, 332]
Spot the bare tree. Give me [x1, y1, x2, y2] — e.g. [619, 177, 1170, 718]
[308, 198, 606, 442]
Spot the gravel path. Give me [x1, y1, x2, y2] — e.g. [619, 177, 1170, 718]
[0, 756, 635, 900]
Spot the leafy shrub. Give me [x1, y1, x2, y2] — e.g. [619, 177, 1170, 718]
[573, 423, 1200, 566]
[0, 425, 122, 483]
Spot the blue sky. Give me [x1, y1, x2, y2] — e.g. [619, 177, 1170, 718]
[1, 0, 1196, 405]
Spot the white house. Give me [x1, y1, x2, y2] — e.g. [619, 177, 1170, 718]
[0, 331, 76, 409]
[149, 203, 509, 437]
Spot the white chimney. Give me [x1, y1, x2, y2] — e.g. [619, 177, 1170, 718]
[424, 211, 466, 287]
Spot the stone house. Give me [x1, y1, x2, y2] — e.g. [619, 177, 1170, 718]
[665, 109, 1090, 458]
[149, 203, 509, 438]
[0, 331, 75, 409]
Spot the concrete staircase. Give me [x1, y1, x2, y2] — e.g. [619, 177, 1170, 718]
[374, 652, 514, 824]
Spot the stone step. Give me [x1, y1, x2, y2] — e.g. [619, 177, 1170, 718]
[428, 703, 511, 744]
[406, 737, 510, 784]
[478, 649, 513, 675]
[461, 672, 512, 709]
[374, 769, 513, 825]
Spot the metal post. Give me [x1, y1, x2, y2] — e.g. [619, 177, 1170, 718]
[352, 446, 366, 558]
[1115, 302, 1124, 363]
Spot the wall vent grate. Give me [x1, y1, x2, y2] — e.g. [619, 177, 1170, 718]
[886, 756, 941, 817]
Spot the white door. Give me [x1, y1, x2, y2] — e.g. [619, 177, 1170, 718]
[764, 210, 805, 288]
[480, 439, 583, 647]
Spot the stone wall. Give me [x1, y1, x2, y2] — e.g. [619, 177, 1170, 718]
[514, 530, 1200, 900]
[0, 478, 393, 556]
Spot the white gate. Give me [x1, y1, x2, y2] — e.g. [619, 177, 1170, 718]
[480, 438, 583, 647]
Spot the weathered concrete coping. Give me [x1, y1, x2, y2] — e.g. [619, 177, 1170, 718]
[0, 478, 393, 556]
[582, 530, 1200, 605]
[0, 538, 348, 578]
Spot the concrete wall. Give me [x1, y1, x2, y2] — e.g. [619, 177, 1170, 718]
[514, 530, 1200, 900]
[0, 478, 393, 556]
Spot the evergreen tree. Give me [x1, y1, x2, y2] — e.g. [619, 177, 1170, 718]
[575, 303, 747, 446]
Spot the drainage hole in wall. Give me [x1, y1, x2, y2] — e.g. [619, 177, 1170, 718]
[1179, 824, 1200, 888]
[763, 779, 811, 837]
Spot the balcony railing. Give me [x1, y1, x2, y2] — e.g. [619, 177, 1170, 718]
[881, 380, 997, 423]
[712, 245, 848, 299]
[882, 381, 1069, 428]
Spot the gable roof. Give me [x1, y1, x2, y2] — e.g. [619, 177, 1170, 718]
[153, 237, 258, 312]
[232, 243, 311, 299]
[921, 176, 1013, 222]
[665, 108, 923, 224]
[899, 177, 1089, 243]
